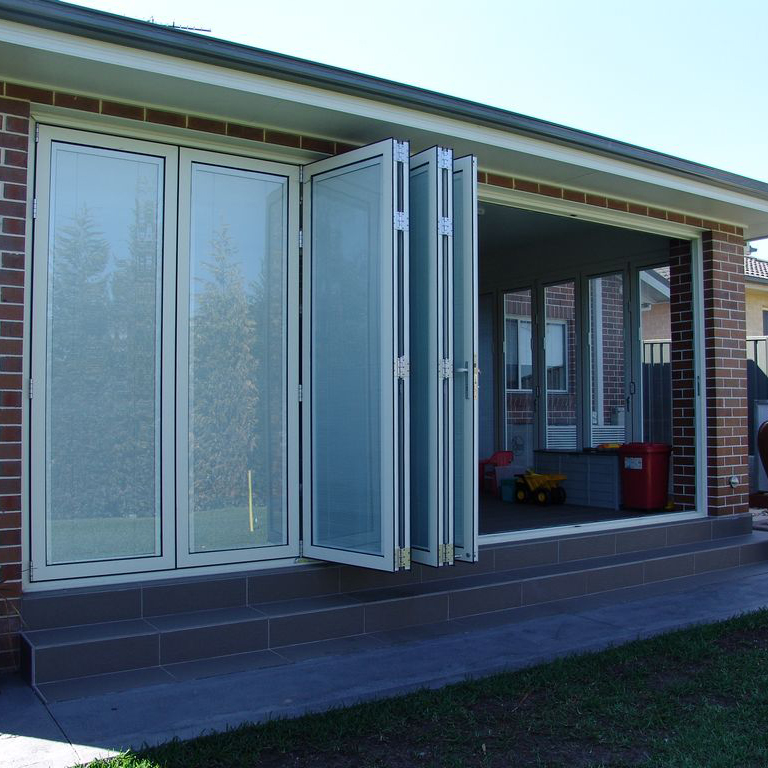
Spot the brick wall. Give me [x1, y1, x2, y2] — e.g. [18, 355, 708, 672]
[669, 240, 697, 509]
[702, 231, 749, 516]
[0, 96, 27, 672]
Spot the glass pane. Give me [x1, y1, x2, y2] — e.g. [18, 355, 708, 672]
[504, 318, 519, 390]
[453, 165, 472, 551]
[188, 165, 287, 553]
[589, 274, 627, 447]
[312, 159, 384, 554]
[504, 290, 534, 468]
[640, 267, 672, 445]
[409, 165, 434, 551]
[545, 282, 577, 449]
[46, 144, 162, 564]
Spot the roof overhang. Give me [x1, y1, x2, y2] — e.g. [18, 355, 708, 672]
[3, 0, 768, 237]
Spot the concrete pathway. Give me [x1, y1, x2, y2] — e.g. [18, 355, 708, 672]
[4, 561, 768, 768]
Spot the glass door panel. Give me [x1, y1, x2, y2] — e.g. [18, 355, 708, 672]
[503, 289, 535, 470]
[409, 147, 453, 567]
[31, 127, 177, 579]
[176, 150, 299, 566]
[302, 140, 410, 571]
[588, 273, 628, 447]
[452, 155, 479, 562]
[544, 281, 578, 450]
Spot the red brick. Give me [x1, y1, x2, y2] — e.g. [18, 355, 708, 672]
[334, 141, 358, 155]
[485, 173, 514, 190]
[1, 219, 23, 236]
[585, 194, 607, 207]
[5, 84, 53, 104]
[225, 123, 264, 143]
[54, 92, 100, 112]
[101, 101, 144, 120]
[264, 130, 301, 148]
[145, 108, 186, 128]
[513, 178, 538, 194]
[187, 116, 226, 135]
[0, 97, 31, 117]
[0, 133, 27, 151]
[4, 116, 28, 134]
[2, 150, 26, 168]
[301, 135, 335, 154]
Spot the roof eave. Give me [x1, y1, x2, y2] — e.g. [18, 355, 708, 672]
[2, 0, 768, 203]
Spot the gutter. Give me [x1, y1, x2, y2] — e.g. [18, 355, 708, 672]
[2, 0, 768, 202]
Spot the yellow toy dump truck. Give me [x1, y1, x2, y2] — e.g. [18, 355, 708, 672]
[514, 470, 567, 505]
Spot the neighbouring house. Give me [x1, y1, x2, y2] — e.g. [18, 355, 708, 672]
[2, 0, 768, 696]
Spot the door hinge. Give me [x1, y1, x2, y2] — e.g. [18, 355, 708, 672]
[395, 356, 409, 379]
[395, 547, 411, 570]
[439, 543, 455, 565]
[298, 384, 303, 402]
[28, 377, 33, 399]
[473, 354, 479, 401]
[394, 211, 409, 231]
[439, 358, 453, 379]
[35, 124, 39, 143]
[299, 167, 304, 183]
[438, 217, 453, 236]
[32, 199, 37, 219]
[28, 560, 33, 579]
[437, 147, 452, 170]
[298, 230, 304, 249]
[394, 140, 409, 164]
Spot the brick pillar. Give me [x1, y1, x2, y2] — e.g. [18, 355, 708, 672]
[0, 95, 27, 672]
[702, 230, 749, 516]
[669, 240, 696, 509]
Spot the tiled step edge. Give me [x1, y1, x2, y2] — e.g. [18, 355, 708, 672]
[22, 534, 768, 686]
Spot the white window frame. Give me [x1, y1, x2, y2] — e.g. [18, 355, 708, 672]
[543, 318, 569, 395]
[503, 314, 534, 394]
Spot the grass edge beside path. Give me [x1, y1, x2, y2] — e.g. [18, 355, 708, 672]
[86, 609, 768, 768]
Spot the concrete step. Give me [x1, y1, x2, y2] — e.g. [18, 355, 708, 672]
[21, 527, 768, 689]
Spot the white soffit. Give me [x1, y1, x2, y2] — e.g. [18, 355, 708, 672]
[3, 20, 768, 236]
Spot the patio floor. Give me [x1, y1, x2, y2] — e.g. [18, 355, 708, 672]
[479, 493, 665, 535]
[4, 558, 768, 768]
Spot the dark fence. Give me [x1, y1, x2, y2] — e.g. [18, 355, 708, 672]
[747, 337, 768, 455]
[642, 341, 671, 445]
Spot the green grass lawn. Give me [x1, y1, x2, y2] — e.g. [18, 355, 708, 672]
[83, 609, 768, 768]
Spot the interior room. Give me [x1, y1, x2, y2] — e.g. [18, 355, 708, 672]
[477, 203, 688, 536]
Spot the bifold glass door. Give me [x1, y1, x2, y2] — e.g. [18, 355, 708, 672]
[176, 150, 300, 566]
[31, 128, 478, 582]
[452, 156, 479, 562]
[409, 147, 454, 567]
[301, 139, 411, 571]
[31, 127, 178, 580]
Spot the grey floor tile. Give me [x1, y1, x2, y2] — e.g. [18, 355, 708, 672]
[38, 667, 175, 703]
[146, 606, 263, 631]
[274, 635, 387, 662]
[25, 618, 155, 648]
[253, 594, 362, 616]
[164, 650, 287, 681]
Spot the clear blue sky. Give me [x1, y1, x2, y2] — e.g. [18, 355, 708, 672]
[73, 0, 768, 250]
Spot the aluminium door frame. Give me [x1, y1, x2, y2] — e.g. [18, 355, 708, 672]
[175, 148, 300, 568]
[29, 126, 178, 582]
[300, 138, 411, 572]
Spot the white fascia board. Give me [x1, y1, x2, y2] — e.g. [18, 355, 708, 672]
[3, 19, 768, 222]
